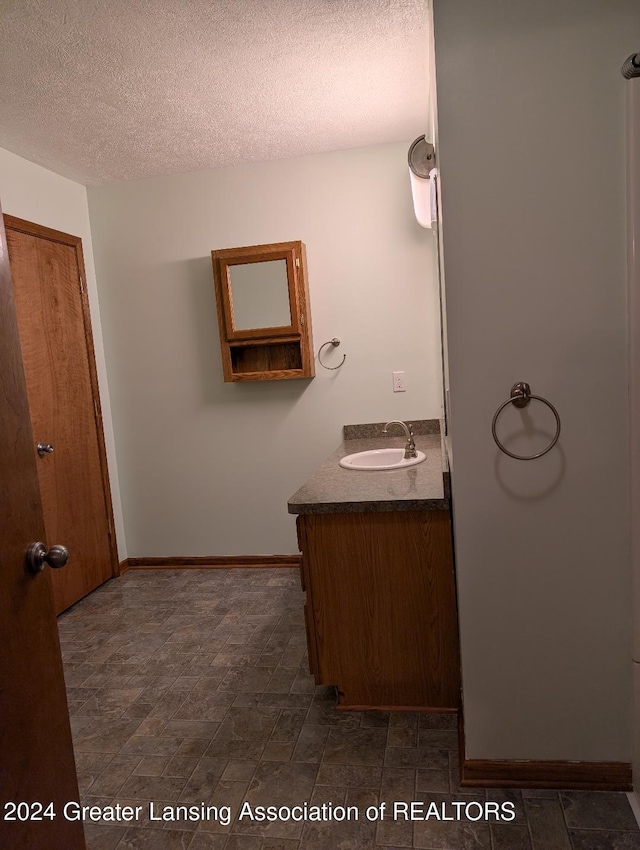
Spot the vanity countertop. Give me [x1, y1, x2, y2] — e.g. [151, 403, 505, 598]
[287, 423, 449, 515]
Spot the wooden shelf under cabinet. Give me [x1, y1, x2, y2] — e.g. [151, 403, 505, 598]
[228, 338, 303, 380]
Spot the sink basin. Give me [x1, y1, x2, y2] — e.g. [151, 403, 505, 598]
[339, 448, 426, 471]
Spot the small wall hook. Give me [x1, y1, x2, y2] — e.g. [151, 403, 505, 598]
[318, 338, 346, 370]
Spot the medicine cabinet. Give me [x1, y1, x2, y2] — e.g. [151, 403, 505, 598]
[211, 241, 315, 382]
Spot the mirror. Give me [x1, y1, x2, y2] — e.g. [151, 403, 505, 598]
[229, 259, 292, 330]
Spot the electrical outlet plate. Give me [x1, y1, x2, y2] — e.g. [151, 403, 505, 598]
[392, 371, 406, 392]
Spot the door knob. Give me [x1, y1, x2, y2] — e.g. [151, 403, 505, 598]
[37, 443, 54, 457]
[27, 542, 69, 573]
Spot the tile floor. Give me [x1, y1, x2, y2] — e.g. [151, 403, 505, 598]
[59, 568, 640, 850]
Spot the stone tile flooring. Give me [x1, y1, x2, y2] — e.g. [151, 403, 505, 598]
[58, 568, 640, 850]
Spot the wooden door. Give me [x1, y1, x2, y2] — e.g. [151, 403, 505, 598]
[4, 216, 117, 614]
[0, 203, 86, 849]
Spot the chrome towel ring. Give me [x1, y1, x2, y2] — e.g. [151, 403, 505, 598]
[491, 382, 561, 460]
[318, 338, 346, 370]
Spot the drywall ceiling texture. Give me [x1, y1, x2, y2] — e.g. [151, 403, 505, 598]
[88, 142, 442, 558]
[0, 146, 126, 558]
[0, 0, 429, 184]
[433, 0, 637, 763]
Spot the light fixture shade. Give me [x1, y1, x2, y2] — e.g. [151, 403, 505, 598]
[409, 168, 431, 229]
[408, 136, 437, 230]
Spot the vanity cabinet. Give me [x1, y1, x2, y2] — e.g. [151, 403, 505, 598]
[297, 509, 461, 710]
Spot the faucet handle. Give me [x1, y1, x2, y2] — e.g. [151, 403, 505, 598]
[407, 424, 417, 457]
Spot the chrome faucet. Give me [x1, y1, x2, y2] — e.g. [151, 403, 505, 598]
[382, 420, 417, 459]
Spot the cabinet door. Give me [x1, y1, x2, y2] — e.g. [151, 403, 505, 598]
[303, 602, 321, 682]
[296, 517, 320, 681]
[299, 511, 461, 709]
[296, 517, 306, 591]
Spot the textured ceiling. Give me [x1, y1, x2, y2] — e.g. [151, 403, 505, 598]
[0, 0, 430, 185]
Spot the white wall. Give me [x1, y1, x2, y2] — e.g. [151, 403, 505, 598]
[0, 147, 126, 559]
[433, 0, 637, 762]
[87, 142, 442, 557]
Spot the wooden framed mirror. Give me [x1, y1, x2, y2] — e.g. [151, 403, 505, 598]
[211, 240, 314, 382]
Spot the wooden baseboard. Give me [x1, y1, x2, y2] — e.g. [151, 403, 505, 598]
[336, 704, 459, 713]
[121, 555, 301, 570]
[461, 758, 632, 791]
[118, 559, 130, 575]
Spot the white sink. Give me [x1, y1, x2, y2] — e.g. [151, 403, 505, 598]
[339, 448, 426, 471]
